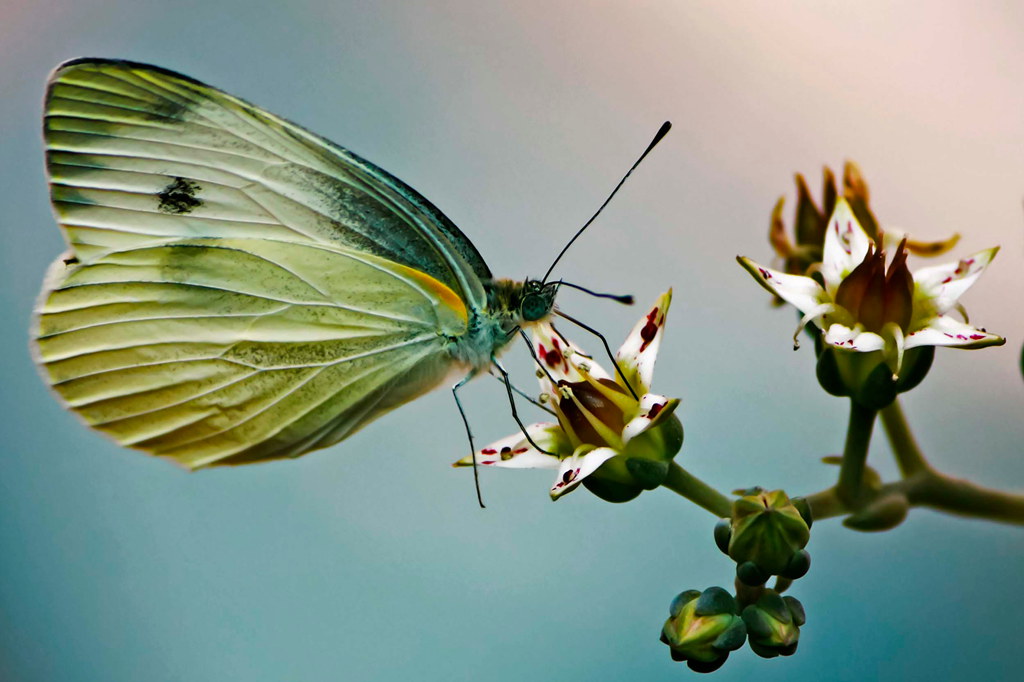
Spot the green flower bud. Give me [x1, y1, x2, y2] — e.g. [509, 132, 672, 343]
[779, 550, 811, 580]
[727, 490, 811, 580]
[661, 587, 747, 673]
[713, 518, 732, 554]
[843, 491, 909, 532]
[736, 561, 770, 587]
[742, 590, 805, 658]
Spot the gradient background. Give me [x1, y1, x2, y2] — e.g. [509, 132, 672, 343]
[2, 2, 1023, 680]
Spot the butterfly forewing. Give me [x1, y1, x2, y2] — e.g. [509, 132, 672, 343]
[44, 59, 491, 306]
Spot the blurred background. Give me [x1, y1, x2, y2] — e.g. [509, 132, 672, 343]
[2, 2, 1023, 680]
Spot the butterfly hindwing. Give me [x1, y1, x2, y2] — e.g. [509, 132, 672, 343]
[35, 237, 469, 468]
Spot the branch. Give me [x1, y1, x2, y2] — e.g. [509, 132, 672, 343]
[662, 462, 733, 517]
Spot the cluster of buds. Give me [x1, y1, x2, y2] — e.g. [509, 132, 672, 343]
[714, 488, 812, 586]
[659, 583, 808, 670]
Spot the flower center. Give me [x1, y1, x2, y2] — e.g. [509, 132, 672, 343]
[557, 379, 627, 446]
[834, 238, 914, 334]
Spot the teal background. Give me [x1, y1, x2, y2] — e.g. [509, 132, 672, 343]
[2, 2, 1023, 680]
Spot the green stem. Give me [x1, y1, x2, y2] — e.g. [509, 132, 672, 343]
[837, 401, 877, 507]
[734, 578, 764, 610]
[804, 486, 847, 521]
[879, 399, 929, 476]
[884, 473, 1024, 525]
[804, 474, 1024, 527]
[773, 577, 793, 594]
[662, 462, 733, 517]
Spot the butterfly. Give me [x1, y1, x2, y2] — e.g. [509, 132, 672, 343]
[32, 58, 667, 473]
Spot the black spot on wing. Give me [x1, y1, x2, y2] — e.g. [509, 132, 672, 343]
[157, 177, 203, 214]
[145, 98, 189, 123]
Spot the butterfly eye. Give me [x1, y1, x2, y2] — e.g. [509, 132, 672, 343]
[521, 292, 551, 322]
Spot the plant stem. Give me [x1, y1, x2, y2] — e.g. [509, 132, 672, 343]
[734, 578, 764, 610]
[837, 401, 877, 507]
[804, 486, 847, 521]
[773, 577, 793, 594]
[805, 473, 1024, 527]
[880, 399, 929, 476]
[662, 462, 733, 517]
[883, 472, 1024, 525]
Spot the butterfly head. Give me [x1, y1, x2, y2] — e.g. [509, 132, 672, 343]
[485, 279, 559, 333]
[519, 279, 559, 323]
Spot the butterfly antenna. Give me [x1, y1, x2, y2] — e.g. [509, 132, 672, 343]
[554, 310, 639, 400]
[541, 121, 672, 283]
[559, 281, 634, 305]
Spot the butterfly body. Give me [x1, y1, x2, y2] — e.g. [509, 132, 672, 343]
[34, 58, 556, 469]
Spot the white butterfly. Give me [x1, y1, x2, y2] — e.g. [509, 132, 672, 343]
[33, 58, 666, 472]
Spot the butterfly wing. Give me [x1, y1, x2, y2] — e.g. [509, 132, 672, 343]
[34, 59, 488, 468]
[35, 238, 470, 469]
[43, 58, 491, 307]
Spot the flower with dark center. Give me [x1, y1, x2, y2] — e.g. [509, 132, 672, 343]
[455, 291, 684, 501]
[738, 199, 1003, 384]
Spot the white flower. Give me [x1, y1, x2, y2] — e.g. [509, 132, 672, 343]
[738, 199, 1003, 377]
[454, 291, 682, 500]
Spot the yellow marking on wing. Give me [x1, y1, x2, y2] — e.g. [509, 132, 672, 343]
[386, 260, 469, 327]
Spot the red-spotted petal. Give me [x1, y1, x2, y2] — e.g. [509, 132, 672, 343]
[821, 199, 873, 294]
[532, 323, 611, 395]
[912, 247, 999, 317]
[622, 395, 679, 444]
[549, 446, 618, 499]
[453, 423, 565, 469]
[737, 257, 828, 316]
[616, 290, 672, 394]
[905, 316, 1005, 350]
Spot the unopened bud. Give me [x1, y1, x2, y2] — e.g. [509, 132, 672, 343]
[661, 587, 747, 673]
[742, 590, 805, 658]
[724, 490, 812, 582]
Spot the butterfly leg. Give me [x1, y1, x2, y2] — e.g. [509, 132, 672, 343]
[453, 371, 486, 509]
[491, 357, 558, 456]
[554, 310, 639, 399]
[488, 369, 556, 416]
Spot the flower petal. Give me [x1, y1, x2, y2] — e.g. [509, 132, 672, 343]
[549, 446, 619, 499]
[622, 395, 680, 443]
[532, 323, 611, 394]
[821, 199, 873, 293]
[616, 290, 672, 395]
[905, 315, 1005, 350]
[453, 423, 565, 469]
[823, 323, 885, 352]
[737, 257, 828, 315]
[912, 247, 999, 316]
